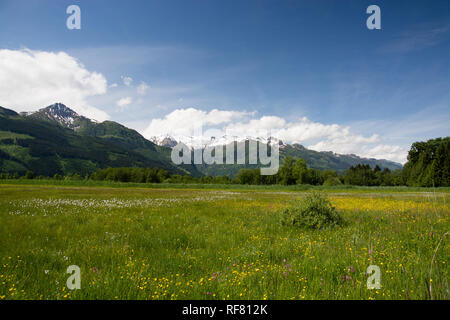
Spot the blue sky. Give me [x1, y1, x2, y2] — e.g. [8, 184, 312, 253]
[0, 0, 449, 163]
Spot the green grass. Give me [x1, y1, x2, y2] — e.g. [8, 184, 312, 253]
[0, 130, 34, 141]
[1, 178, 450, 193]
[0, 183, 448, 300]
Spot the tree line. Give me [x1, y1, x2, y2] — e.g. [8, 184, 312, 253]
[1, 137, 448, 187]
[402, 137, 449, 187]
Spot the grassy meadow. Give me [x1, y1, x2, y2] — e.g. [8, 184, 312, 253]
[0, 181, 449, 300]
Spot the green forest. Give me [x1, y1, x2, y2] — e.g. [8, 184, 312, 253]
[1, 137, 448, 187]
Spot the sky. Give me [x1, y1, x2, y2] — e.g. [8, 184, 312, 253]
[0, 0, 449, 163]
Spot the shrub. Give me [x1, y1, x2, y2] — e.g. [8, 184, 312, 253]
[53, 173, 63, 180]
[323, 177, 342, 186]
[24, 170, 35, 179]
[281, 192, 343, 230]
[72, 173, 83, 181]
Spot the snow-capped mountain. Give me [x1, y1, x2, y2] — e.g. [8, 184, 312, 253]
[149, 135, 179, 148]
[150, 134, 286, 149]
[148, 133, 401, 173]
[3, 102, 402, 174]
[26, 103, 92, 130]
[0, 103, 191, 177]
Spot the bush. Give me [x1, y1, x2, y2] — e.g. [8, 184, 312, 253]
[323, 177, 342, 186]
[53, 173, 63, 180]
[281, 192, 343, 230]
[24, 170, 35, 179]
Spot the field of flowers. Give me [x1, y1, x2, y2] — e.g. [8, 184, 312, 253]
[0, 183, 448, 300]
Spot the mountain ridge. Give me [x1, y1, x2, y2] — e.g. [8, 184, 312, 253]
[0, 104, 195, 176]
[149, 133, 402, 174]
[0, 103, 402, 176]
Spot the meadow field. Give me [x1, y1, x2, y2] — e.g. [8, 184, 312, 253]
[0, 181, 448, 300]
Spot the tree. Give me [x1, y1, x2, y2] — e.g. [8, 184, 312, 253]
[292, 158, 308, 184]
[403, 137, 449, 187]
[344, 164, 376, 186]
[25, 170, 35, 179]
[278, 157, 296, 185]
[235, 169, 259, 185]
[305, 169, 324, 185]
[323, 176, 342, 186]
[431, 140, 450, 186]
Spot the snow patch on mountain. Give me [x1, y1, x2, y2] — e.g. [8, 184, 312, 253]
[150, 134, 285, 149]
[25, 103, 92, 130]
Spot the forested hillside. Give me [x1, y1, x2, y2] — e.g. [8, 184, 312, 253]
[0, 106, 188, 176]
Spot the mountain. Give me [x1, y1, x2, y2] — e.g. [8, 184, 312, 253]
[30, 104, 170, 154]
[0, 104, 197, 176]
[150, 133, 279, 150]
[25, 103, 92, 130]
[150, 135, 178, 148]
[0, 103, 402, 178]
[151, 135, 402, 176]
[280, 143, 402, 173]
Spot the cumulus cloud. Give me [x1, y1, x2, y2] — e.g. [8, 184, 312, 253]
[142, 107, 407, 163]
[137, 82, 149, 96]
[308, 136, 407, 164]
[142, 107, 253, 138]
[0, 49, 109, 121]
[121, 76, 133, 87]
[116, 97, 133, 111]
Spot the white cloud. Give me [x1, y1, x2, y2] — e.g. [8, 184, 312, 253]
[121, 76, 133, 87]
[0, 48, 109, 121]
[222, 115, 408, 162]
[116, 97, 133, 111]
[142, 107, 407, 163]
[137, 82, 149, 96]
[110, 83, 118, 88]
[142, 107, 253, 138]
[360, 144, 406, 163]
[309, 139, 407, 164]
